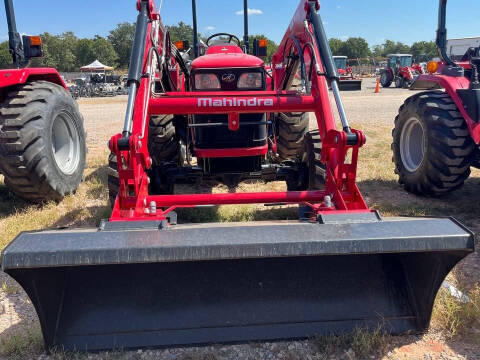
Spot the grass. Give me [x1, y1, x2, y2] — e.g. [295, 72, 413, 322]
[0, 322, 43, 359]
[311, 326, 390, 358]
[1, 280, 20, 295]
[431, 283, 480, 338]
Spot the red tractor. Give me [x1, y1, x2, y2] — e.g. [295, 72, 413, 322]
[0, 0, 86, 202]
[333, 55, 362, 90]
[380, 53, 424, 88]
[392, 0, 480, 196]
[1, 0, 474, 352]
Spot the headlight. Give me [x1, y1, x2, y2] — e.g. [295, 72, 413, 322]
[237, 72, 262, 89]
[195, 73, 221, 90]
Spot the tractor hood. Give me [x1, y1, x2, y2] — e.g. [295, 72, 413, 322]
[191, 45, 263, 69]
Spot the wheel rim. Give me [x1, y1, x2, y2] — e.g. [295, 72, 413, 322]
[400, 117, 426, 172]
[51, 111, 81, 175]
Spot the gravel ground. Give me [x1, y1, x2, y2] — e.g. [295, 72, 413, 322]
[1, 78, 479, 360]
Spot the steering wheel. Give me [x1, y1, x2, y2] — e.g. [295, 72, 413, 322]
[206, 33, 241, 47]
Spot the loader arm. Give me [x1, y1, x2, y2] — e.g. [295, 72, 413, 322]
[108, 0, 369, 222]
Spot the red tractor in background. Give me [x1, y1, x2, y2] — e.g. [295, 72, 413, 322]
[333, 55, 362, 90]
[0, 0, 86, 202]
[380, 53, 424, 88]
[392, 0, 479, 196]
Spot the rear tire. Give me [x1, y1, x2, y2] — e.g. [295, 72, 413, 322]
[392, 91, 474, 196]
[276, 112, 309, 162]
[148, 114, 178, 166]
[380, 71, 392, 87]
[0, 81, 86, 203]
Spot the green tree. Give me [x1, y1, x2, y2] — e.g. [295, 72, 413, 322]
[0, 42, 12, 69]
[341, 37, 371, 59]
[108, 22, 136, 69]
[168, 21, 196, 45]
[91, 35, 118, 67]
[329, 38, 345, 55]
[411, 41, 437, 62]
[375, 39, 411, 57]
[32, 32, 78, 71]
[75, 38, 95, 67]
[244, 35, 278, 62]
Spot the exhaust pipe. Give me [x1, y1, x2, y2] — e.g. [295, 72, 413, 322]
[192, 0, 199, 58]
[4, 0, 23, 67]
[436, 0, 455, 66]
[243, 0, 249, 54]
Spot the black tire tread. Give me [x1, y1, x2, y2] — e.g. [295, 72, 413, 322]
[304, 129, 325, 189]
[148, 114, 178, 165]
[392, 90, 474, 196]
[0, 81, 85, 202]
[277, 112, 309, 162]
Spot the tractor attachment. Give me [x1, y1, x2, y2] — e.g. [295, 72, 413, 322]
[2, 217, 474, 351]
[333, 57, 362, 91]
[1, 0, 475, 352]
[337, 79, 362, 91]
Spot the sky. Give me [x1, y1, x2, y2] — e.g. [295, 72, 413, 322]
[1, 0, 479, 47]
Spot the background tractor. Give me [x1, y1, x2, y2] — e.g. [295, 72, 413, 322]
[333, 55, 362, 90]
[1, 0, 474, 352]
[0, 0, 86, 202]
[380, 53, 424, 88]
[392, 0, 480, 196]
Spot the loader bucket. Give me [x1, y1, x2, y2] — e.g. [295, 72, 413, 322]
[338, 79, 362, 91]
[1, 217, 473, 351]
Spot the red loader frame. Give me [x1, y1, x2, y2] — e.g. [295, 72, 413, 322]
[108, 0, 370, 223]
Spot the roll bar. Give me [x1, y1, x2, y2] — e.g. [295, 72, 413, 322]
[191, 0, 250, 57]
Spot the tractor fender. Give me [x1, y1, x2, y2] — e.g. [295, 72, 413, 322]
[411, 74, 480, 144]
[0, 68, 67, 91]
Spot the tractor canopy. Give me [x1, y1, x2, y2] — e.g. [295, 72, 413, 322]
[333, 56, 348, 70]
[388, 54, 413, 68]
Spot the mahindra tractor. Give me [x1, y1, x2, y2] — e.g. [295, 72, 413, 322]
[380, 53, 424, 88]
[333, 55, 362, 90]
[1, 0, 473, 352]
[0, 0, 86, 202]
[392, 0, 480, 196]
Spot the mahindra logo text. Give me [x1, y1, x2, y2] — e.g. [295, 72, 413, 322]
[197, 97, 274, 107]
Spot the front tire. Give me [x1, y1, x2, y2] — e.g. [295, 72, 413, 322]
[380, 71, 392, 87]
[0, 81, 86, 202]
[276, 112, 309, 162]
[392, 91, 474, 196]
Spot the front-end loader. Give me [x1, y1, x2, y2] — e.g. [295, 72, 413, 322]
[392, 0, 480, 196]
[0, 0, 86, 202]
[1, 0, 474, 352]
[333, 55, 362, 90]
